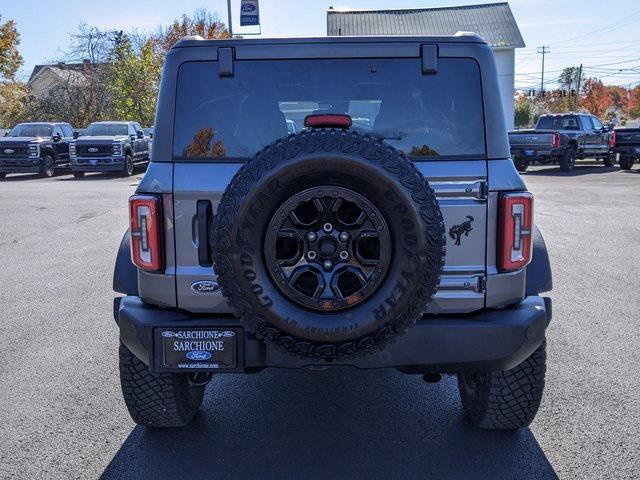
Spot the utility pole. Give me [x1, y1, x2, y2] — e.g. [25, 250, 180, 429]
[575, 64, 583, 110]
[227, 0, 233, 38]
[628, 83, 632, 119]
[537, 46, 550, 96]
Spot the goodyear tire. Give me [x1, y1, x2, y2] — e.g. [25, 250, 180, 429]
[213, 129, 446, 360]
[458, 340, 547, 430]
[119, 342, 205, 427]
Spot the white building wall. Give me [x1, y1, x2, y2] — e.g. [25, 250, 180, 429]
[492, 48, 515, 131]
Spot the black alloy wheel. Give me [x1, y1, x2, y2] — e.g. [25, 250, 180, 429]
[265, 186, 391, 312]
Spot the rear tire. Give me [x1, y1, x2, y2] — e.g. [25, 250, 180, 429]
[40, 155, 55, 178]
[513, 157, 530, 172]
[73, 172, 85, 179]
[559, 148, 576, 172]
[458, 340, 546, 430]
[603, 153, 616, 167]
[619, 155, 634, 170]
[119, 342, 205, 427]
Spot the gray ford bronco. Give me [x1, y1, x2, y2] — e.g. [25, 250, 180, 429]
[113, 35, 552, 430]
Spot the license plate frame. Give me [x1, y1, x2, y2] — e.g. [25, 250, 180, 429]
[159, 328, 238, 370]
[523, 149, 535, 156]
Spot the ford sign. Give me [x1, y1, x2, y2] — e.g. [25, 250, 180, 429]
[186, 350, 212, 361]
[191, 280, 220, 294]
[240, 0, 260, 26]
[3, 149, 14, 154]
[88, 147, 98, 153]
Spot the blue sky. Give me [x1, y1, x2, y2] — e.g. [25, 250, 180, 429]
[5, 0, 640, 88]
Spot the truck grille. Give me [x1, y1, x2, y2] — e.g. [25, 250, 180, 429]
[77, 144, 112, 157]
[0, 145, 29, 158]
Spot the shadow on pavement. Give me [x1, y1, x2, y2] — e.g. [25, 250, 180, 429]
[523, 164, 617, 177]
[102, 369, 557, 480]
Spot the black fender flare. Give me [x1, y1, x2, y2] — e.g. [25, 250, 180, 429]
[525, 225, 552, 295]
[113, 229, 138, 296]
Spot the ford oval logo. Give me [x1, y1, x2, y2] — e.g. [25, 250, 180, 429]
[88, 147, 98, 153]
[3, 148, 14, 154]
[191, 280, 220, 294]
[242, 3, 256, 12]
[186, 350, 212, 361]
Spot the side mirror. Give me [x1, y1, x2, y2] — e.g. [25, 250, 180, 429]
[52, 134, 61, 142]
[73, 131, 79, 139]
[136, 130, 144, 139]
[130, 134, 136, 141]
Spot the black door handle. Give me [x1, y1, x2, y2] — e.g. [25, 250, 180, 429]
[196, 200, 213, 266]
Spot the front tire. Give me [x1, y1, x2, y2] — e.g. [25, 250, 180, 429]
[121, 155, 134, 177]
[73, 172, 85, 179]
[457, 340, 546, 430]
[619, 155, 634, 170]
[119, 342, 205, 427]
[559, 148, 576, 172]
[40, 155, 55, 178]
[513, 157, 530, 172]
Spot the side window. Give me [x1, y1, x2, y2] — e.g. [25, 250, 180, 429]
[133, 122, 143, 133]
[128, 124, 136, 136]
[579, 115, 591, 130]
[53, 126, 63, 138]
[591, 116, 603, 130]
[62, 124, 73, 137]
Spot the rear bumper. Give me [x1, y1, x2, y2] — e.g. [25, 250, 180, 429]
[72, 157, 124, 172]
[115, 295, 552, 373]
[510, 147, 558, 159]
[612, 147, 640, 157]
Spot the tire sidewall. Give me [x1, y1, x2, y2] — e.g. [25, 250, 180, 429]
[561, 148, 575, 171]
[214, 131, 445, 355]
[41, 155, 55, 177]
[123, 155, 133, 176]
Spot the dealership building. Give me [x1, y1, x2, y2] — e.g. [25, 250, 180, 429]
[327, 2, 525, 129]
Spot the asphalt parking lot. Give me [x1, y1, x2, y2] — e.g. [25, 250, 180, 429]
[0, 162, 639, 479]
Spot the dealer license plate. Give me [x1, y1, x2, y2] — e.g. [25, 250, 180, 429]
[524, 149, 535, 156]
[160, 328, 237, 369]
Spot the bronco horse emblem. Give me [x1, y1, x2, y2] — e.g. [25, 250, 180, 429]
[449, 215, 474, 246]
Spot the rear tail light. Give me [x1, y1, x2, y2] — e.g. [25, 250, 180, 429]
[551, 132, 560, 149]
[129, 194, 163, 271]
[498, 192, 534, 272]
[609, 131, 616, 147]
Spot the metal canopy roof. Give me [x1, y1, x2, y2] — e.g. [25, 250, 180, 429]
[327, 2, 525, 49]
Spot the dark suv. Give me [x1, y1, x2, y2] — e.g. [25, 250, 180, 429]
[71, 121, 150, 178]
[113, 36, 552, 430]
[0, 122, 75, 178]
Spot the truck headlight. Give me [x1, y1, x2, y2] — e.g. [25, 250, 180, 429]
[28, 144, 40, 158]
[69, 143, 77, 159]
[112, 142, 123, 156]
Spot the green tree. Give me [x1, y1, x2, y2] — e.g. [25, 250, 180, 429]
[108, 35, 161, 126]
[514, 97, 532, 128]
[0, 16, 26, 127]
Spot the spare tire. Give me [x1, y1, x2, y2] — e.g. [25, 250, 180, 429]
[213, 129, 445, 360]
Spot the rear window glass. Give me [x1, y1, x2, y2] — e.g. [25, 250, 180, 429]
[173, 58, 485, 160]
[537, 116, 579, 130]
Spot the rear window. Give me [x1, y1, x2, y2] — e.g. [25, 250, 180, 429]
[537, 116, 580, 131]
[173, 58, 485, 160]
